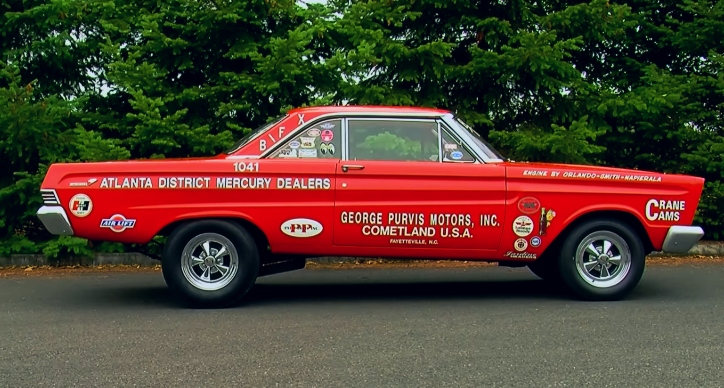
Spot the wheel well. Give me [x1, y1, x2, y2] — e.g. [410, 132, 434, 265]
[543, 210, 654, 257]
[157, 217, 271, 256]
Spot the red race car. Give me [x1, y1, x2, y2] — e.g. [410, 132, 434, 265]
[36, 105, 705, 307]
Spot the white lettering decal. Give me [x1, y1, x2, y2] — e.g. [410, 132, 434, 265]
[100, 177, 153, 189]
[298, 114, 305, 125]
[550, 171, 663, 183]
[233, 162, 260, 172]
[158, 177, 211, 189]
[388, 213, 425, 226]
[278, 126, 285, 138]
[429, 213, 473, 227]
[480, 214, 499, 227]
[260, 139, 267, 151]
[276, 177, 331, 190]
[341, 212, 383, 225]
[342, 212, 476, 241]
[645, 199, 685, 221]
[216, 177, 272, 189]
[523, 170, 548, 176]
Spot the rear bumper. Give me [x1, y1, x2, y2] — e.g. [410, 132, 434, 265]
[36, 206, 74, 236]
[661, 225, 704, 254]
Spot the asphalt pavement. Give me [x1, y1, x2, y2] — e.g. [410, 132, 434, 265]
[1, 264, 723, 387]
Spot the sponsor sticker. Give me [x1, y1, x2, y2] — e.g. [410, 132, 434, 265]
[444, 143, 458, 150]
[645, 199, 685, 222]
[517, 197, 541, 214]
[504, 251, 537, 259]
[69, 194, 93, 217]
[306, 128, 321, 137]
[320, 129, 334, 142]
[281, 218, 323, 238]
[320, 123, 335, 130]
[538, 208, 556, 236]
[278, 148, 297, 158]
[530, 236, 541, 247]
[100, 214, 136, 233]
[320, 143, 335, 156]
[450, 151, 463, 160]
[513, 215, 534, 237]
[300, 137, 315, 148]
[514, 238, 528, 251]
[299, 149, 317, 158]
[289, 140, 301, 149]
[69, 178, 98, 188]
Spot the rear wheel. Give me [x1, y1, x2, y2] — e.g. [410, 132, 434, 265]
[558, 219, 645, 301]
[161, 220, 260, 308]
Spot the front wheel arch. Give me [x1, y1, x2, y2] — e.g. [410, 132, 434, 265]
[539, 210, 654, 260]
[157, 217, 272, 259]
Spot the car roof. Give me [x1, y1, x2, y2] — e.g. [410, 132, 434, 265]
[287, 105, 450, 116]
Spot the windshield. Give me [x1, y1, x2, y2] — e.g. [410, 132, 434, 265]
[225, 115, 287, 154]
[454, 116, 506, 160]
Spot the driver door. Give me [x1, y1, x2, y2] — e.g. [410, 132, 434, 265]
[333, 117, 506, 251]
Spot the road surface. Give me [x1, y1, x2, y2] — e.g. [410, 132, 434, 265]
[1, 265, 723, 387]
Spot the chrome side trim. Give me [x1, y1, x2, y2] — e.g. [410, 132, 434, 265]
[40, 189, 60, 205]
[436, 121, 443, 162]
[341, 117, 349, 161]
[661, 225, 704, 254]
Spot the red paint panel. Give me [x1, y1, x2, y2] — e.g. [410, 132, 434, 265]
[47, 159, 338, 247]
[333, 161, 506, 251]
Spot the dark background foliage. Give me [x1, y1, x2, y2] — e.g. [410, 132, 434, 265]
[1, 0, 722, 257]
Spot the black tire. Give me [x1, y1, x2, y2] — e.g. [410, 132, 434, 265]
[527, 255, 561, 282]
[161, 219, 260, 308]
[557, 219, 645, 301]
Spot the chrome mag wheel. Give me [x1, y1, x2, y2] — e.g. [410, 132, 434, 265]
[181, 233, 239, 291]
[574, 231, 632, 289]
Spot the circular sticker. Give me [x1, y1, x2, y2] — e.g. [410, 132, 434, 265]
[450, 151, 463, 160]
[69, 194, 93, 217]
[514, 238, 528, 252]
[289, 140, 301, 149]
[512, 215, 534, 237]
[517, 197, 541, 214]
[321, 129, 334, 142]
[306, 128, 321, 137]
[530, 236, 541, 247]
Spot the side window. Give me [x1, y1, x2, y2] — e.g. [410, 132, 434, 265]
[269, 119, 341, 159]
[347, 119, 440, 162]
[440, 124, 476, 163]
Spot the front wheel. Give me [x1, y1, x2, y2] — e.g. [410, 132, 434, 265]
[558, 220, 645, 301]
[161, 220, 260, 308]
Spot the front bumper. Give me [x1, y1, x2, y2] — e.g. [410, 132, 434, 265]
[36, 206, 74, 236]
[661, 225, 704, 254]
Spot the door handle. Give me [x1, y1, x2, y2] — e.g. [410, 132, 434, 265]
[341, 164, 365, 172]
